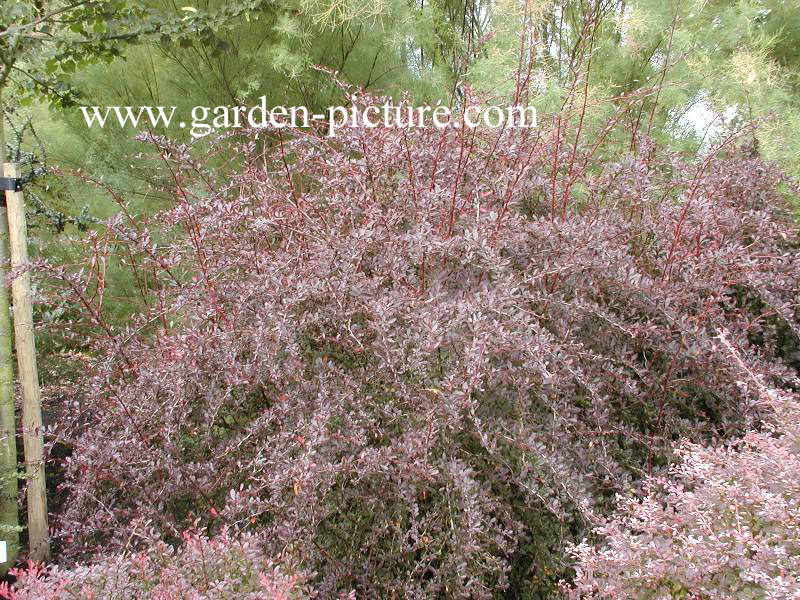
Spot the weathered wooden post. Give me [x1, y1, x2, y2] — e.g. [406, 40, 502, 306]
[0, 200, 18, 570]
[0, 102, 20, 572]
[3, 162, 49, 561]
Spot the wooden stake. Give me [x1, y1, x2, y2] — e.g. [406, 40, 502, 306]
[3, 163, 48, 561]
[0, 205, 19, 571]
[0, 98, 20, 573]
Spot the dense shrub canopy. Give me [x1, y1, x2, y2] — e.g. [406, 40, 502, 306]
[40, 88, 800, 596]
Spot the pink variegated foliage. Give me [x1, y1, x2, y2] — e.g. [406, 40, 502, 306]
[567, 336, 800, 599]
[0, 528, 314, 599]
[37, 84, 800, 596]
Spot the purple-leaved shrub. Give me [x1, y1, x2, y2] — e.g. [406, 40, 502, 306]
[39, 84, 800, 596]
